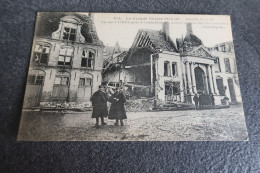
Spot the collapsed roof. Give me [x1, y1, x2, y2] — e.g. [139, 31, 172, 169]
[184, 34, 203, 47]
[131, 29, 178, 52]
[103, 51, 129, 73]
[117, 28, 178, 67]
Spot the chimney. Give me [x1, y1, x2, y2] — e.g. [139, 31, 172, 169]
[186, 23, 193, 35]
[162, 22, 169, 41]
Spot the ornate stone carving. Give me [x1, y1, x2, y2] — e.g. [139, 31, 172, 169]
[51, 16, 85, 43]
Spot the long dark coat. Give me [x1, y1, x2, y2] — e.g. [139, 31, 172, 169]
[199, 94, 211, 106]
[199, 94, 206, 106]
[90, 90, 108, 118]
[193, 95, 199, 104]
[108, 92, 127, 120]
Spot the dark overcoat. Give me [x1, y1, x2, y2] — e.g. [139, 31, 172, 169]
[199, 94, 211, 106]
[193, 96, 199, 104]
[90, 90, 108, 118]
[108, 92, 127, 120]
[199, 94, 206, 106]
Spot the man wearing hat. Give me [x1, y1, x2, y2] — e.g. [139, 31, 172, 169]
[90, 85, 108, 127]
[108, 87, 127, 126]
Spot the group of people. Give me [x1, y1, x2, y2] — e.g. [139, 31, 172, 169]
[193, 93, 215, 110]
[90, 85, 127, 127]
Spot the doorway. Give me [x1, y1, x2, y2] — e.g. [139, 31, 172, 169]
[195, 67, 207, 94]
[228, 78, 237, 102]
[216, 78, 225, 96]
[24, 70, 45, 108]
[52, 71, 70, 101]
[165, 82, 180, 103]
[77, 77, 92, 102]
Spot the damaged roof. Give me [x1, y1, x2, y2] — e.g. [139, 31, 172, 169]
[183, 34, 203, 47]
[105, 51, 128, 64]
[132, 29, 178, 52]
[35, 12, 103, 46]
[104, 26, 178, 69]
[103, 51, 129, 72]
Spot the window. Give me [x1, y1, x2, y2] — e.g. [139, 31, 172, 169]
[54, 76, 69, 85]
[165, 82, 180, 95]
[58, 47, 73, 67]
[224, 58, 231, 73]
[79, 78, 92, 86]
[172, 63, 177, 76]
[216, 78, 225, 96]
[214, 57, 221, 72]
[81, 50, 94, 69]
[220, 45, 226, 52]
[33, 43, 50, 65]
[164, 61, 170, 76]
[28, 75, 44, 85]
[63, 27, 76, 41]
[165, 82, 180, 102]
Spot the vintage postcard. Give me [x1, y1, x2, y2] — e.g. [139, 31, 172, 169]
[18, 12, 248, 141]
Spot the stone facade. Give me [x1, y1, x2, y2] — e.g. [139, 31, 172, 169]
[23, 14, 104, 108]
[209, 42, 241, 103]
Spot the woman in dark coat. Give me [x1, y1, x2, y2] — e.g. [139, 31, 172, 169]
[108, 88, 127, 126]
[90, 85, 108, 127]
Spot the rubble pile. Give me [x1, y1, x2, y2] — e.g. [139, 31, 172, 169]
[125, 99, 154, 112]
[39, 102, 93, 111]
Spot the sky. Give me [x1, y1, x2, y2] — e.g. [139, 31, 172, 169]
[89, 13, 233, 49]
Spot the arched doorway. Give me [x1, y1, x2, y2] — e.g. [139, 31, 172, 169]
[195, 67, 207, 94]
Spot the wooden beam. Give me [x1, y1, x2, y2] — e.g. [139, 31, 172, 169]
[125, 62, 154, 68]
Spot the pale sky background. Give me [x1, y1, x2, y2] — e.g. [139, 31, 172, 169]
[88, 13, 233, 49]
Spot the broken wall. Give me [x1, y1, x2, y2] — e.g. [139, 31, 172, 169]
[155, 51, 184, 102]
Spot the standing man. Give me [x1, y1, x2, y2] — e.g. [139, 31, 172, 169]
[193, 94, 199, 110]
[90, 85, 108, 127]
[108, 87, 127, 126]
[199, 92, 205, 109]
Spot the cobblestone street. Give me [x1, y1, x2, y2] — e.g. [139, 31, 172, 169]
[18, 105, 248, 141]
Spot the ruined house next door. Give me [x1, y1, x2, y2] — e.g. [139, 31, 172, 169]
[24, 70, 45, 108]
[52, 71, 70, 101]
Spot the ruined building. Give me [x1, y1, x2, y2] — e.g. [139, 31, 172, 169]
[102, 42, 129, 88]
[103, 22, 241, 107]
[23, 13, 104, 108]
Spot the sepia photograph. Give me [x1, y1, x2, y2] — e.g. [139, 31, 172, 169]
[17, 12, 248, 141]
